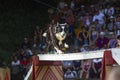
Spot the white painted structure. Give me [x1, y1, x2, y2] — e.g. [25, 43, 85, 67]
[24, 48, 120, 80]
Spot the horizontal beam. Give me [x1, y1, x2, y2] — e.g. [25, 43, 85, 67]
[37, 50, 106, 61]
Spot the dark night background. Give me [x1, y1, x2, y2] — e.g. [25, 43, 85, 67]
[0, 0, 58, 63]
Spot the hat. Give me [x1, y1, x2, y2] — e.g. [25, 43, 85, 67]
[90, 5, 94, 7]
[108, 32, 114, 35]
[100, 32, 105, 36]
[110, 16, 114, 19]
[91, 25, 95, 28]
[81, 5, 85, 8]
[64, 4, 68, 7]
[83, 44, 89, 47]
[95, 9, 99, 13]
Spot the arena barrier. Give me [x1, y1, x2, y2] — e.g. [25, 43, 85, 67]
[24, 48, 120, 80]
[101, 48, 120, 80]
[0, 67, 10, 80]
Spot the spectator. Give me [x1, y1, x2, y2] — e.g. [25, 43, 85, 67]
[65, 13, 74, 25]
[96, 32, 109, 49]
[59, 12, 66, 23]
[73, 60, 81, 78]
[115, 6, 120, 16]
[107, 4, 115, 17]
[116, 35, 120, 48]
[79, 27, 89, 45]
[80, 60, 92, 79]
[11, 56, 21, 80]
[108, 33, 117, 48]
[67, 24, 75, 45]
[78, 5, 86, 16]
[62, 4, 69, 15]
[50, 13, 59, 24]
[106, 16, 115, 32]
[83, 13, 93, 28]
[99, 5, 106, 14]
[20, 57, 30, 76]
[73, 35, 82, 51]
[89, 26, 99, 44]
[33, 26, 42, 47]
[11, 56, 20, 66]
[80, 44, 89, 52]
[89, 5, 96, 16]
[18, 49, 26, 60]
[58, 0, 66, 10]
[115, 16, 120, 36]
[62, 61, 74, 74]
[93, 9, 106, 29]
[89, 43, 98, 51]
[12, 48, 21, 58]
[20, 57, 30, 67]
[93, 19, 102, 32]
[105, 29, 111, 39]
[49, 45, 55, 54]
[21, 37, 31, 50]
[39, 40, 47, 54]
[26, 47, 33, 58]
[70, 0, 75, 11]
[92, 58, 102, 78]
[64, 68, 75, 79]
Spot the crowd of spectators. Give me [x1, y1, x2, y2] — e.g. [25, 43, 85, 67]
[10, 0, 120, 80]
[11, 37, 33, 80]
[56, 0, 120, 79]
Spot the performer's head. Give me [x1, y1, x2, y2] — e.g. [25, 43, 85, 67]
[107, 66, 120, 80]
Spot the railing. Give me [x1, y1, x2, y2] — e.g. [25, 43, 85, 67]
[24, 65, 33, 80]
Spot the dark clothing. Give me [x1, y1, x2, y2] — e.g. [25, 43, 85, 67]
[96, 37, 109, 49]
[21, 42, 31, 50]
